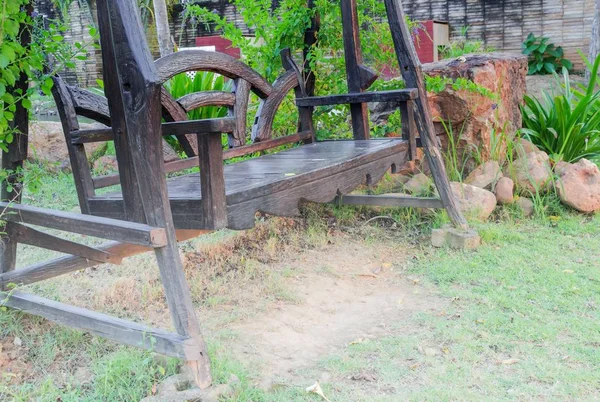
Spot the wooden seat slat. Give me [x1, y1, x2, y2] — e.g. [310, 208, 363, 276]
[88, 139, 409, 229]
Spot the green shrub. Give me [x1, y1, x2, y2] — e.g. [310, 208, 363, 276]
[164, 72, 231, 120]
[522, 33, 572, 75]
[520, 55, 600, 164]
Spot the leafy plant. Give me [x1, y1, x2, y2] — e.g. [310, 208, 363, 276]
[438, 26, 493, 59]
[522, 33, 572, 75]
[164, 72, 231, 120]
[520, 55, 600, 164]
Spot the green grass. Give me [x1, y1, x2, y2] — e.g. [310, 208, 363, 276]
[3, 164, 600, 401]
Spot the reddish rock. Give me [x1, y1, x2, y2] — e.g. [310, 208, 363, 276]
[403, 173, 432, 195]
[465, 160, 502, 189]
[516, 197, 534, 217]
[514, 137, 539, 158]
[511, 151, 552, 193]
[424, 53, 528, 171]
[450, 182, 497, 221]
[495, 177, 514, 204]
[555, 159, 600, 213]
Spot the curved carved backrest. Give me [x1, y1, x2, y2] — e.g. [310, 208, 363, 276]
[154, 50, 308, 152]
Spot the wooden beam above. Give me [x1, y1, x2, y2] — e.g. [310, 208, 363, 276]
[295, 89, 418, 107]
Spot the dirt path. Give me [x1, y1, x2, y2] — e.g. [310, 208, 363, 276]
[220, 236, 447, 387]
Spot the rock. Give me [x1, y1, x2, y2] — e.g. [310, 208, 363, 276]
[28, 121, 104, 167]
[513, 137, 539, 159]
[431, 225, 481, 249]
[450, 182, 497, 221]
[465, 160, 502, 189]
[370, 54, 527, 173]
[512, 151, 552, 193]
[403, 173, 432, 196]
[555, 159, 600, 213]
[140, 373, 233, 402]
[516, 197, 534, 217]
[495, 177, 514, 204]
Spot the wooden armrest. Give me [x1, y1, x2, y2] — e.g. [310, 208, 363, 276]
[0, 202, 166, 247]
[295, 89, 418, 107]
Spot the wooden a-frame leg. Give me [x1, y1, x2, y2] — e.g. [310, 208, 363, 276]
[383, 0, 468, 229]
[96, 0, 212, 389]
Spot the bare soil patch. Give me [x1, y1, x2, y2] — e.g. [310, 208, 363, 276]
[218, 234, 447, 387]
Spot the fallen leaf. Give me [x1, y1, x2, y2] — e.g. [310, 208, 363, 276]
[151, 383, 157, 395]
[13, 337, 22, 347]
[306, 381, 332, 402]
[501, 358, 520, 365]
[348, 338, 365, 346]
[563, 269, 574, 274]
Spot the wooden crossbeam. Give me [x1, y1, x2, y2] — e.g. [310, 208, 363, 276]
[71, 118, 236, 144]
[295, 89, 418, 107]
[0, 202, 166, 247]
[335, 194, 443, 208]
[7, 223, 122, 264]
[0, 290, 200, 359]
[0, 230, 208, 289]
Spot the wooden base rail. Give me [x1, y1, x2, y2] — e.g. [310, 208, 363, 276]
[92, 131, 313, 189]
[0, 202, 166, 247]
[0, 290, 201, 359]
[335, 194, 444, 208]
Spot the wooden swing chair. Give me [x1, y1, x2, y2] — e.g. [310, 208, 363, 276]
[0, 0, 467, 389]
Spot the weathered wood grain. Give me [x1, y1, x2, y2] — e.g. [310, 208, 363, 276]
[155, 50, 272, 98]
[99, 0, 212, 388]
[335, 194, 443, 208]
[0, 291, 202, 360]
[91, 131, 313, 189]
[229, 79, 251, 147]
[7, 223, 122, 264]
[0, 230, 207, 288]
[51, 76, 96, 214]
[340, 0, 373, 140]
[251, 70, 298, 142]
[384, 0, 468, 229]
[0, 201, 166, 247]
[295, 89, 418, 107]
[178, 91, 236, 111]
[160, 89, 198, 157]
[198, 133, 227, 230]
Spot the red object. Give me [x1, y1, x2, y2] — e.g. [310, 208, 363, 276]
[195, 36, 240, 58]
[414, 20, 435, 64]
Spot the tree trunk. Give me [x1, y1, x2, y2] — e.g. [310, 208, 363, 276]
[153, 0, 174, 57]
[587, 0, 600, 82]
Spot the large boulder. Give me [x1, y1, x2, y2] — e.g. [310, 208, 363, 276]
[555, 159, 600, 213]
[369, 53, 527, 174]
[465, 160, 502, 189]
[511, 150, 552, 193]
[450, 182, 497, 221]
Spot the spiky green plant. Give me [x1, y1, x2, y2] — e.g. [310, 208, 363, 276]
[520, 55, 600, 165]
[164, 72, 232, 120]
